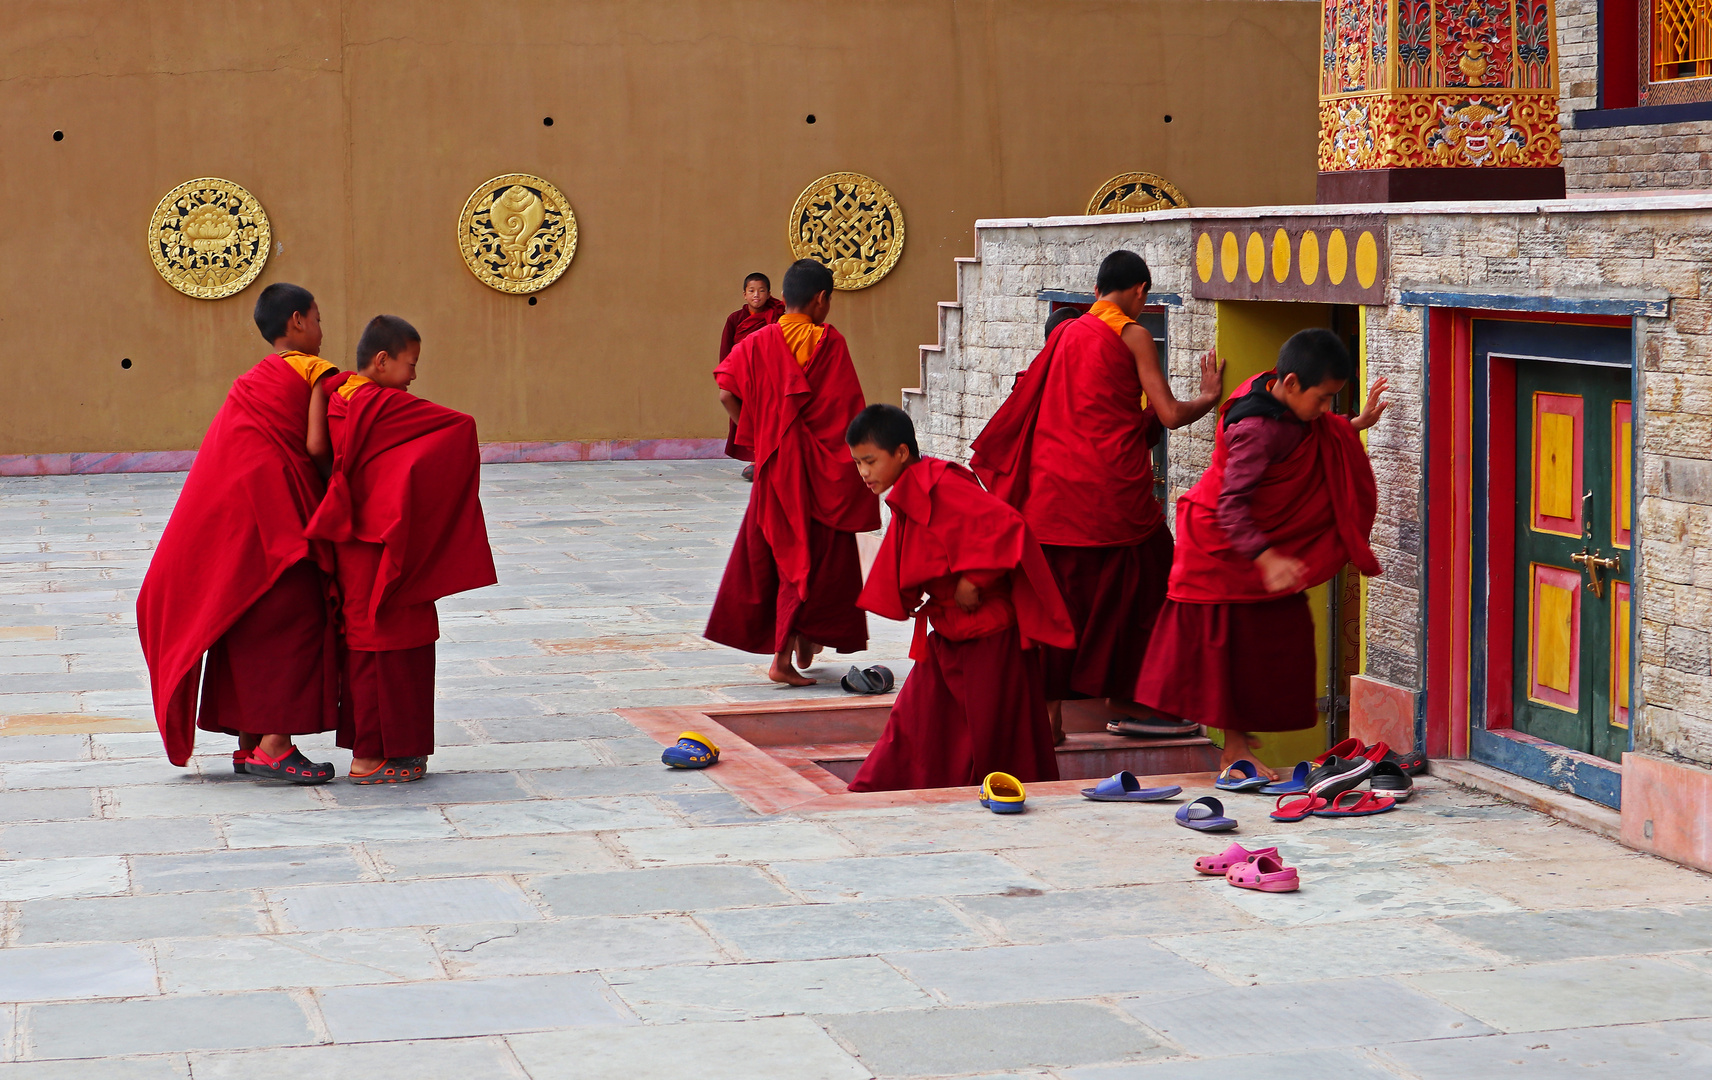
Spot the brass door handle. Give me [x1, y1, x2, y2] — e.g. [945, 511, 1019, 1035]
[1570, 549, 1620, 599]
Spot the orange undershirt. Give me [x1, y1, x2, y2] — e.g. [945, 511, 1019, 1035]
[279, 351, 337, 386]
[336, 374, 373, 401]
[1088, 300, 1136, 337]
[777, 313, 825, 367]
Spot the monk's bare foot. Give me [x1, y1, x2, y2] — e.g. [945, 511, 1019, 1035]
[255, 733, 292, 759]
[1048, 701, 1065, 746]
[769, 653, 816, 686]
[793, 634, 821, 670]
[1218, 730, 1278, 780]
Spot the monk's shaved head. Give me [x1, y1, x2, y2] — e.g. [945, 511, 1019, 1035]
[782, 259, 835, 308]
[1095, 250, 1151, 296]
[1277, 328, 1352, 389]
[1045, 306, 1081, 341]
[846, 403, 919, 459]
[356, 315, 421, 371]
[254, 283, 316, 343]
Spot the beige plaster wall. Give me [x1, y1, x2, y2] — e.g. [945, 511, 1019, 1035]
[0, 0, 1321, 454]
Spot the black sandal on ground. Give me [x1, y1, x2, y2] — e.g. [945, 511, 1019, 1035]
[349, 756, 428, 785]
[245, 745, 336, 785]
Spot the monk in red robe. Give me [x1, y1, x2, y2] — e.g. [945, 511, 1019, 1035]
[1134, 329, 1388, 776]
[719, 272, 786, 363]
[305, 315, 497, 783]
[137, 283, 339, 783]
[845, 405, 1074, 792]
[705, 259, 881, 685]
[971, 250, 1223, 739]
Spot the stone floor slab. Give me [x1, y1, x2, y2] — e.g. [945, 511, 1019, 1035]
[17, 891, 269, 944]
[822, 1000, 1169, 1075]
[318, 972, 633, 1041]
[615, 821, 853, 865]
[701, 899, 986, 961]
[435, 914, 724, 976]
[606, 956, 932, 1022]
[0, 943, 157, 1002]
[188, 1038, 516, 1080]
[430, 741, 603, 772]
[656, 791, 771, 824]
[531, 863, 792, 917]
[21, 992, 317, 1058]
[506, 1015, 870, 1080]
[1120, 976, 1494, 1055]
[1061, 1048, 1406, 1080]
[0, 856, 128, 901]
[155, 931, 443, 992]
[1437, 905, 1712, 962]
[521, 763, 717, 798]
[1443, 854, 1712, 910]
[0, 789, 93, 823]
[1212, 867, 1520, 926]
[107, 784, 324, 819]
[0, 1059, 189, 1079]
[368, 833, 621, 878]
[128, 846, 367, 893]
[954, 884, 1256, 945]
[886, 937, 1228, 1004]
[318, 770, 533, 807]
[0, 817, 219, 859]
[1406, 956, 1712, 1032]
[771, 852, 1048, 903]
[223, 807, 456, 848]
[444, 795, 679, 836]
[1156, 920, 1494, 984]
[1376, 1018, 1712, 1078]
[274, 876, 541, 931]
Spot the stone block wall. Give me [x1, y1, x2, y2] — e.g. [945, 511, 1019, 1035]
[908, 199, 1712, 772]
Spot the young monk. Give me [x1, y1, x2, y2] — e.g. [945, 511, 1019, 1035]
[971, 251, 1223, 739]
[719, 272, 786, 362]
[305, 316, 497, 783]
[845, 405, 1074, 792]
[137, 283, 340, 783]
[1133, 328, 1388, 777]
[705, 258, 881, 685]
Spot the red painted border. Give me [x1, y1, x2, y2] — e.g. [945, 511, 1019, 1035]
[1488, 354, 1518, 730]
[1424, 308, 1458, 759]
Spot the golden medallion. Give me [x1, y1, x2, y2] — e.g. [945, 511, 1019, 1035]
[787, 172, 905, 291]
[1086, 172, 1190, 216]
[457, 173, 578, 294]
[147, 178, 272, 299]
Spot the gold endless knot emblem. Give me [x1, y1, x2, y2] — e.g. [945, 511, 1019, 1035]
[147, 178, 272, 299]
[788, 172, 905, 291]
[1086, 172, 1190, 216]
[457, 173, 578, 294]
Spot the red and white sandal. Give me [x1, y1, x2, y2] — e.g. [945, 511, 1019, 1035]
[1225, 854, 1301, 893]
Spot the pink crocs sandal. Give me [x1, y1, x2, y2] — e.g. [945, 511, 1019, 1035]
[1194, 843, 1279, 876]
[1225, 853, 1300, 892]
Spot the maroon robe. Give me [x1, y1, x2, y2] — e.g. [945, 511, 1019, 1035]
[718, 298, 788, 459]
[848, 459, 1074, 792]
[705, 323, 880, 655]
[970, 312, 1171, 699]
[1134, 370, 1381, 731]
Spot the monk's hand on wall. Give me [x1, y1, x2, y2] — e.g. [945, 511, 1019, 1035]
[1352, 377, 1390, 431]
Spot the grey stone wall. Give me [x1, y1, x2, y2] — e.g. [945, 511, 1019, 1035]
[908, 200, 1712, 771]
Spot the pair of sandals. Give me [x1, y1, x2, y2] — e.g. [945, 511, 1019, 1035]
[1194, 842, 1300, 893]
[1271, 789, 1397, 821]
[840, 665, 894, 695]
[235, 746, 426, 786]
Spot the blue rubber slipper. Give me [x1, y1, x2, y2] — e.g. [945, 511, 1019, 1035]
[662, 731, 719, 769]
[1214, 760, 1270, 792]
[1175, 795, 1238, 832]
[1259, 761, 1312, 795]
[1081, 771, 1182, 802]
[979, 772, 1027, 814]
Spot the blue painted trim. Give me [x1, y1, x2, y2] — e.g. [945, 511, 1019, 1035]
[1037, 289, 1183, 307]
[1574, 100, 1712, 129]
[1470, 728, 1623, 808]
[1399, 291, 1669, 318]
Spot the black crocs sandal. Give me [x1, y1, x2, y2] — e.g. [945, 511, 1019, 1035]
[349, 756, 428, 785]
[840, 665, 894, 694]
[1369, 760, 1415, 802]
[245, 745, 335, 785]
[1384, 749, 1429, 776]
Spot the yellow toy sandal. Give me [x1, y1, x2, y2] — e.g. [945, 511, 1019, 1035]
[979, 772, 1027, 814]
[662, 731, 720, 769]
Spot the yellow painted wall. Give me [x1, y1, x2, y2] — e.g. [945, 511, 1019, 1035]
[1212, 300, 1334, 769]
[0, 1, 1322, 454]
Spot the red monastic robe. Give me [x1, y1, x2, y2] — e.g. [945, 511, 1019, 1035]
[1134, 370, 1382, 731]
[137, 354, 339, 766]
[306, 374, 497, 758]
[705, 322, 880, 654]
[848, 458, 1074, 792]
[719, 298, 788, 459]
[969, 310, 1171, 699]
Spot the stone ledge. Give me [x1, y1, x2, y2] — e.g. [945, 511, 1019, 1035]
[1432, 758, 1622, 840]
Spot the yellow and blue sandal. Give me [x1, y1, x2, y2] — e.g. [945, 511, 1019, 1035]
[979, 772, 1027, 814]
[662, 731, 720, 769]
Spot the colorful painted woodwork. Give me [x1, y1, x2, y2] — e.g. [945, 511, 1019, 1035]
[1190, 217, 1386, 303]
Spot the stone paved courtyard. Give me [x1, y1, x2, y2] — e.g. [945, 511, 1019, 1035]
[3, 461, 1712, 1078]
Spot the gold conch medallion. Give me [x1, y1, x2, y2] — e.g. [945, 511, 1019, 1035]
[457, 173, 578, 294]
[787, 172, 905, 291]
[1086, 172, 1190, 216]
[147, 178, 271, 299]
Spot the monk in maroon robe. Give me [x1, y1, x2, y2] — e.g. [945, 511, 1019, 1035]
[1134, 329, 1387, 776]
[971, 250, 1223, 739]
[305, 316, 497, 783]
[705, 259, 880, 685]
[719, 272, 786, 364]
[137, 283, 340, 783]
[845, 406, 1074, 792]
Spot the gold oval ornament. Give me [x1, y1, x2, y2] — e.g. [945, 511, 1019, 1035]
[147, 178, 272, 299]
[457, 173, 578, 294]
[1086, 172, 1190, 216]
[787, 172, 905, 291]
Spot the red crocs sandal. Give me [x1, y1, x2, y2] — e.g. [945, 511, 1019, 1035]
[1226, 853, 1301, 892]
[245, 745, 335, 785]
[232, 749, 253, 775]
[1270, 793, 1328, 822]
[1312, 789, 1397, 817]
[1194, 843, 1279, 876]
[349, 756, 428, 785]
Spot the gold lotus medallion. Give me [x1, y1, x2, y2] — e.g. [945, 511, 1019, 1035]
[1086, 172, 1190, 216]
[148, 178, 272, 299]
[458, 173, 578, 294]
[787, 172, 904, 291]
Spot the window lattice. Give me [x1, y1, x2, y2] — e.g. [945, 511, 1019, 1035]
[1654, 0, 1712, 81]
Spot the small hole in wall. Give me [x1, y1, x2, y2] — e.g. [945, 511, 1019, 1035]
[1163, 115, 1173, 123]
[805, 114, 816, 124]
[528, 296, 538, 306]
[543, 117, 554, 126]
[120, 358, 132, 369]
[53, 130, 64, 141]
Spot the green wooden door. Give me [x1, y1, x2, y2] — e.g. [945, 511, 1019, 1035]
[1513, 360, 1633, 763]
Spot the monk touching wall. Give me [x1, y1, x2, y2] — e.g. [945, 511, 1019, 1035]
[705, 259, 881, 685]
[971, 251, 1223, 740]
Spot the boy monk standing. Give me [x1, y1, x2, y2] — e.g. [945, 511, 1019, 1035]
[845, 406, 1074, 792]
[1134, 329, 1387, 776]
[138, 283, 339, 782]
[305, 316, 497, 783]
[705, 259, 881, 685]
[719, 272, 785, 362]
[971, 251, 1223, 737]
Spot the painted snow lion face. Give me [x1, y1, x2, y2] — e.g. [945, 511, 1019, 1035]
[1332, 101, 1374, 170]
[1430, 99, 1524, 167]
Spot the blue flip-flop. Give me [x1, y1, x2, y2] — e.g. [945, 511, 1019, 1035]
[661, 731, 719, 769]
[1080, 771, 1183, 803]
[1259, 761, 1312, 795]
[1214, 760, 1270, 792]
[1175, 795, 1238, 832]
